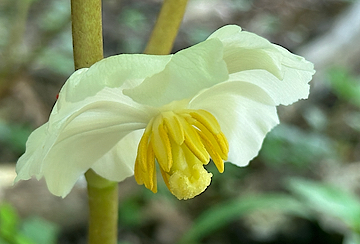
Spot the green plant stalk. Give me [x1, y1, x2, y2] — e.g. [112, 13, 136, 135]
[85, 170, 118, 244]
[144, 0, 189, 55]
[71, 1, 117, 244]
[71, 0, 103, 70]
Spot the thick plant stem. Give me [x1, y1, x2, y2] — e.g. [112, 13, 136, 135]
[144, 0, 189, 55]
[71, 0, 103, 69]
[71, 1, 117, 244]
[85, 170, 118, 244]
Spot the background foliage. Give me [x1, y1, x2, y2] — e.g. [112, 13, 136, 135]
[1, 0, 360, 243]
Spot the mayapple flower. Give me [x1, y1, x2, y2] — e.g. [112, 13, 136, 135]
[15, 25, 315, 200]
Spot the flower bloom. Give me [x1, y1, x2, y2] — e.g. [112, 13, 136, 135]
[15, 25, 315, 199]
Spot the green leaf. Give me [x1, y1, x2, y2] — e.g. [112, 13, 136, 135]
[260, 124, 335, 168]
[0, 203, 19, 238]
[0, 204, 34, 244]
[37, 1, 70, 31]
[12, 234, 34, 244]
[178, 193, 310, 243]
[328, 68, 360, 107]
[0, 237, 7, 244]
[287, 178, 360, 231]
[118, 197, 142, 227]
[0, 120, 32, 153]
[20, 217, 59, 244]
[120, 8, 146, 31]
[343, 232, 360, 244]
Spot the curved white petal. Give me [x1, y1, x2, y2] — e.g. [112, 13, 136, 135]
[91, 129, 144, 181]
[62, 54, 173, 103]
[228, 69, 310, 106]
[16, 87, 152, 197]
[189, 80, 279, 167]
[208, 25, 270, 49]
[208, 25, 315, 99]
[15, 124, 48, 181]
[208, 25, 283, 77]
[123, 38, 229, 107]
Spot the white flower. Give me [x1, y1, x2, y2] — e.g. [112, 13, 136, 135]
[15, 25, 315, 199]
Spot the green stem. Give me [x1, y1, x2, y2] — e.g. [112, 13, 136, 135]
[144, 0, 189, 55]
[71, 0, 103, 70]
[70, 1, 117, 244]
[85, 170, 118, 244]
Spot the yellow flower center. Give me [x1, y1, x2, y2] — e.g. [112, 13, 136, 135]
[134, 109, 229, 200]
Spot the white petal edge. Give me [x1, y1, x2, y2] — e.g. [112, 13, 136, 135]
[62, 54, 173, 103]
[228, 69, 311, 106]
[189, 79, 279, 167]
[16, 87, 153, 197]
[91, 129, 144, 181]
[208, 25, 283, 78]
[123, 38, 229, 107]
[208, 25, 315, 90]
[15, 124, 48, 182]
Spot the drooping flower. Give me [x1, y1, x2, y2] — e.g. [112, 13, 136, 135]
[15, 25, 315, 199]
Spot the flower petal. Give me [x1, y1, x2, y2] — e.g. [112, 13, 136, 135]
[208, 25, 270, 49]
[91, 129, 144, 181]
[15, 124, 48, 181]
[17, 87, 152, 197]
[123, 38, 229, 107]
[228, 69, 310, 106]
[208, 25, 283, 77]
[208, 25, 315, 101]
[62, 54, 173, 103]
[189, 79, 279, 167]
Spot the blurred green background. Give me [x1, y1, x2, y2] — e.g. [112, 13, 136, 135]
[1, 0, 360, 243]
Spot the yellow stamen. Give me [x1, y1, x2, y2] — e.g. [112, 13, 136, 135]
[189, 118, 228, 160]
[136, 118, 153, 171]
[151, 115, 173, 172]
[134, 109, 229, 200]
[178, 116, 209, 164]
[190, 110, 221, 134]
[162, 111, 185, 145]
[197, 131, 225, 173]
